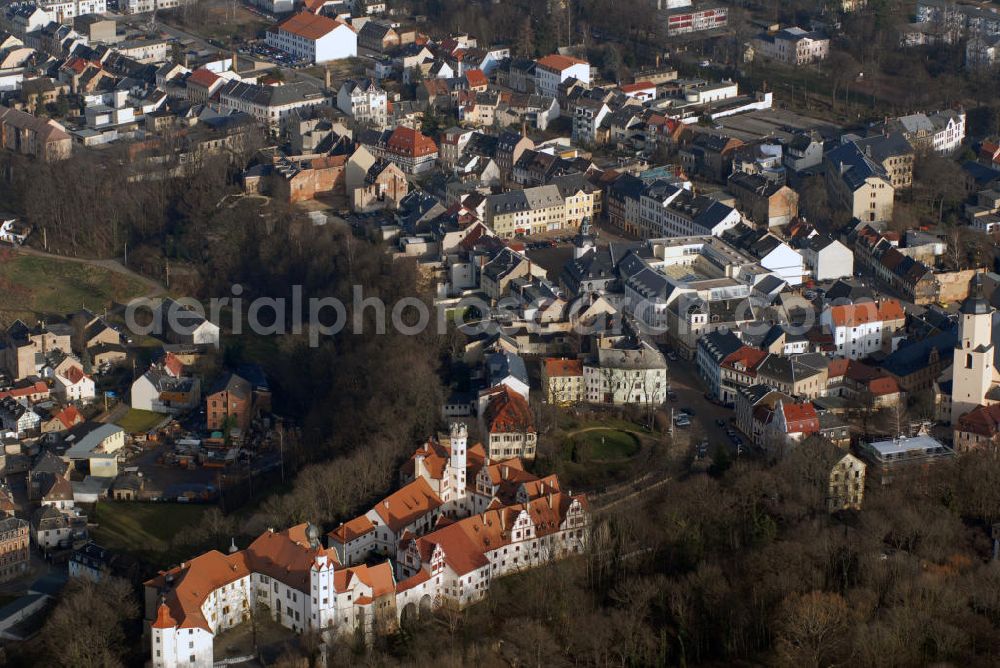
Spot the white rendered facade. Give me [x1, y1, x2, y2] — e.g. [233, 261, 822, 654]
[337, 80, 388, 128]
[265, 19, 357, 64]
[153, 426, 590, 668]
[41, 0, 106, 22]
[535, 59, 590, 97]
[951, 292, 1000, 425]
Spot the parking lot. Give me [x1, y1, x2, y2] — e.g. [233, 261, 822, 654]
[241, 40, 311, 68]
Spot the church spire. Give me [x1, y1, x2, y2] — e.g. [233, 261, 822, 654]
[960, 273, 990, 315]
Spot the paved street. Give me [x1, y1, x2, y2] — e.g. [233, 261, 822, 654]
[661, 350, 746, 458]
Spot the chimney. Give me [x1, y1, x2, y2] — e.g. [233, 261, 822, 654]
[324, 66, 332, 90]
[500, 511, 506, 531]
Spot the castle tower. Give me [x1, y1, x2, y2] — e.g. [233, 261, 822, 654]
[310, 549, 336, 630]
[449, 422, 468, 508]
[951, 274, 998, 425]
[150, 599, 178, 668]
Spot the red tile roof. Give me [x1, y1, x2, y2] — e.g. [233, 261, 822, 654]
[543, 357, 582, 378]
[826, 358, 850, 379]
[369, 477, 442, 533]
[781, 401, 817, 422]
[329, 515, 375, 543]
[398, 436, 487, 483]
[464, 68, 488, 89]
[152, 602, 178, 629]
[301, 0, 328, 12]
[958, 403, 1000, 437]
[721, 346, 767, 372]
[868, 376, 901, 396]
[187, 68, 220, 88]
[61, 365, 86, 384]
[536, 54, 588, 72]
[779, 401, 819, 434]
[146, 524, 343, 631]
[480, 458, 533, 488]
[64, 57, 88, 75]
[54, 405, 82, 429]
[395, 567, 430, 593]
[620, 81, 655, 93]
[411, 493, 587, 576]
[827, 300, 905, 327]
[387, 126, 438, 158]
[0, 380, 49, 401]
[483, 386, 534, 434]
[277, 12, 352, 40]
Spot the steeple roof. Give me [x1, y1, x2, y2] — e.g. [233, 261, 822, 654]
[960, 273, 991, 315]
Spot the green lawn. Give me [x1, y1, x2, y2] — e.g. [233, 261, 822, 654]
[577, 429, 641, 461]
[115, 409, 166, 434]
[548, 425, 648, 491]
[0, 252, 146, 321]
[90, 502, 210, 562]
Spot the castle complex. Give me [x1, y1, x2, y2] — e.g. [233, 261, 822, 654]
[145, 424, 589, 667]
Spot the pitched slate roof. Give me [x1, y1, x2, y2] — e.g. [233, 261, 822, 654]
[826, 140, 890, 191]
[625, 267, 672, 300]
[699, 329, 743, 364]
[486, 351, 529, 387]
[881, 330, 956, 378]
[219, 80, 326, 107]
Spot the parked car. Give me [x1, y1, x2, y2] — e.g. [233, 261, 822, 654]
[715, 418, 726, 427]
[667, 391, 679, 402]
[681, 407, 696, 417]
[674, 415, 691, 427]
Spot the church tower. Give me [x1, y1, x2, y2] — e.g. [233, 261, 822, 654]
[449, 422, 468, 511]
[951, 274, 998, 425]
[572, 216, 596, 260]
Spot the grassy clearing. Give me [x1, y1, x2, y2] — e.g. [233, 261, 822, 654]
[545, 422, 650, 491]
[115, 409, 167, 434]
[0, 252, 146, 321]
[577, 429, 641, 461]
[90, 502, 210, 564]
